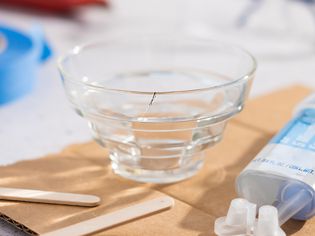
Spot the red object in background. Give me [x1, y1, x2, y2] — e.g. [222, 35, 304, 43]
[1, 0, 107, 12]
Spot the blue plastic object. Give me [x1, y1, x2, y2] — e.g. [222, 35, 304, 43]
[237, 102, 315, 224]
[0, 25, 52, 105]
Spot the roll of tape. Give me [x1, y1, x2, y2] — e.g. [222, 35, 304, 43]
[0, 25, 52, 105]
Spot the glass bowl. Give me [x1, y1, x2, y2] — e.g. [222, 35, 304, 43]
[58, 35, 256, 183]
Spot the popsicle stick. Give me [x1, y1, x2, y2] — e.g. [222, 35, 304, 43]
[0, 187, 100, 207]
[42, 196, 175, 236]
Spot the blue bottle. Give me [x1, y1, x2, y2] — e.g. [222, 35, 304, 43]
[237, 93, 315, 224]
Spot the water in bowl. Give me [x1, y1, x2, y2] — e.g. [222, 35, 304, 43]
[76, 70, 244, 183]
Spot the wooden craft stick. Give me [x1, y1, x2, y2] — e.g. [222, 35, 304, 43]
[42, 196, 175, 236]
[0, 187, 100, 207]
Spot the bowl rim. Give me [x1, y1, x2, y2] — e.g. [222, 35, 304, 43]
[57, 35, 257, 95]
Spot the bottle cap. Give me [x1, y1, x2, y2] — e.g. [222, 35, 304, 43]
[214, 198, 256, 235]
[214, 198, 286, 236]
[254, 205, 286, 236]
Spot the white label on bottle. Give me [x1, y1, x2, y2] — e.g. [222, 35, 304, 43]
[244, 143, 315, 186]
[244, 108, 315, 187]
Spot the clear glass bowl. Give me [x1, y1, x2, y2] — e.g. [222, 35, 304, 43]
[58, 35, 256, 183]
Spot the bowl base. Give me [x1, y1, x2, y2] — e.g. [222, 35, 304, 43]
[110, 154, 204, 184]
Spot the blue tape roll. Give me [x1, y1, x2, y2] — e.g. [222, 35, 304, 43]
[0, 25, 52, 105]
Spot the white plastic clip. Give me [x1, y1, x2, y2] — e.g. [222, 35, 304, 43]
[214, 198, 286, 236]
[254, 205, 285, 236]
[214, 198, 256, 236]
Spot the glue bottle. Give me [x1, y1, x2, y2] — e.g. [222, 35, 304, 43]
[236, 93, 315, 225]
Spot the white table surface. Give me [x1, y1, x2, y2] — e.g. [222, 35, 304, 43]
[1, 0, 315, 234]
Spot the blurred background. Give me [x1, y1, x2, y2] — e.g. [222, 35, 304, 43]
[1, 0, 315, 234]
